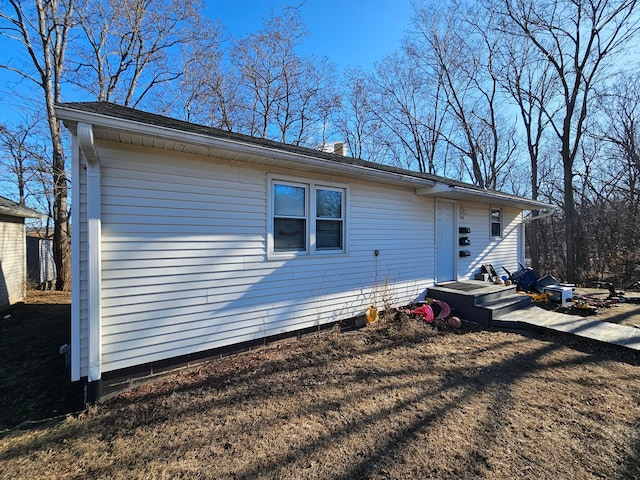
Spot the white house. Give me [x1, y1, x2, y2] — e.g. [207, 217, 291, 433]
[55, 102, 552, 400]
[0, 196, 45, 309]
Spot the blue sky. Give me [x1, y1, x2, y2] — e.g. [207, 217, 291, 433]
[205, 0, 414, 71]
[0, 1, 414, 119]
[0, 1, 414, 201]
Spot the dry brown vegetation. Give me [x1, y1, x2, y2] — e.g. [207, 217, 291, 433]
[1, 303, 639, 479]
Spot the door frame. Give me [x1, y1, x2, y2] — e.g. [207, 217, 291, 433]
[435, 199, 458, 283]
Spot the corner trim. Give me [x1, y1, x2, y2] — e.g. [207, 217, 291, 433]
[77, 122, 102, 383]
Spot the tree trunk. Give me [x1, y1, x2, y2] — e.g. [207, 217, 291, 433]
[41, 55, 71, 291]
[53, 148, 71, 291]
[527, 214, 540, 272]
[45, 104, 71, 291]
[563, 155, 576, 283]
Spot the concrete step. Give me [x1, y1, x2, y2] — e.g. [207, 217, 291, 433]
[428, 282, 516, 308]
[478, 294, 532, 316]
[427, 282, 532, 328]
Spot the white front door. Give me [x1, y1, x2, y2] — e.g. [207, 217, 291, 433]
[436, 200, 456, 283]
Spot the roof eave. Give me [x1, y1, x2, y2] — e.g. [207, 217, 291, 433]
[55, 103, 554, 210]
[416, 183, 556, 210]
[55, 104, 437, 190]
[0, 205, 46, 219]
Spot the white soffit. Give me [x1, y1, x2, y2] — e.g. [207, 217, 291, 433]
[415, 184, 554, 210]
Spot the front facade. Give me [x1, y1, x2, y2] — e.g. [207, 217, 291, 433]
[56, 102, 551, 396]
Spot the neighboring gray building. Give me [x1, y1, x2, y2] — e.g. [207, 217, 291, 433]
[0, 196, 45, 309]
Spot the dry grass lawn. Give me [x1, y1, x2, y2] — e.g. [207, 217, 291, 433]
[1, 309, 639, 479]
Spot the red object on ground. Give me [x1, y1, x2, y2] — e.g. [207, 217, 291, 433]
[432, 300, 451, 319]
[409, 305, 435, 323]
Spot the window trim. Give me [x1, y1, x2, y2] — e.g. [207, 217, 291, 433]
[315, 185, 345, 252]
[273, 181, 309, 253]
[268, 174, 349, 259]
[490, 207, 503, 239]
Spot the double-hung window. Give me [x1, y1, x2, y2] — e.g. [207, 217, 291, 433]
[273, 183, 307, 251]
[490, 208, 502, 238]
[271, 177, 347, 256]
[315, 187, 344, 251]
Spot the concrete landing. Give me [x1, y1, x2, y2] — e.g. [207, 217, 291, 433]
[428, 281, 532, 327]
[494, 306, 640, 351]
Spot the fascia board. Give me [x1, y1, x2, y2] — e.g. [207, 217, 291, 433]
[451, 185, 556, 210]
[416, 181, 555, 211]
[0, 205, 46, 219]
[55, 105, 436, 189]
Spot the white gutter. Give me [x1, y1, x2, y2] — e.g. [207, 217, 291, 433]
[416, 183, 554, 210]
[522, 208, 557, 223]
[451, 186, 553, 210]
[77, 122, 102, 386]
[55, 105, 436, 189]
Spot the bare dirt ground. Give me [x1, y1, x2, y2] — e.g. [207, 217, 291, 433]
[1, 291, 640, 479]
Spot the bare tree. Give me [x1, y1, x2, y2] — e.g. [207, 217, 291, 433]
[491, 0, 640, 282]
[334, 68, 392, 163]
[0, 0, 73, 290]
[0, 118, 55, 236]
[69, 0, 212, 111]
[598, 74, 640, 180]
[368, 50, 445, 173]
[172, 31, 233, 126]
[0, 118, 46, 206]
[0, 123, 31, 206]
[229, 10, 339, 146]
[496, 22, 561, 272]
[587, 73, 640, 283]
[409, 0, 517, 187]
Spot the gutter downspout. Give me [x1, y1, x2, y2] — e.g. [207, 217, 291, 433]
[77, 122, 102, 403]
[70, 135, 80, 382]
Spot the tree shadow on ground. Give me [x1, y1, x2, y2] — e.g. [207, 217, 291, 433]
[0, 294, 84, 431]
[1, 321, 639, 479]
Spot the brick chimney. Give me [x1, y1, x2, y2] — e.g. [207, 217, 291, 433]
[333, 142, 346, 156]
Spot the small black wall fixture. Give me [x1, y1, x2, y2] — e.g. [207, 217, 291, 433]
[459, 250, 471, 257]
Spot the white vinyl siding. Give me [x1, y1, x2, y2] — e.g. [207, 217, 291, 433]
[78, 143, 436, 373]
[73, 136, 528, 378]
[457, 202, 522, 280]
[0, 216, 26, 309]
